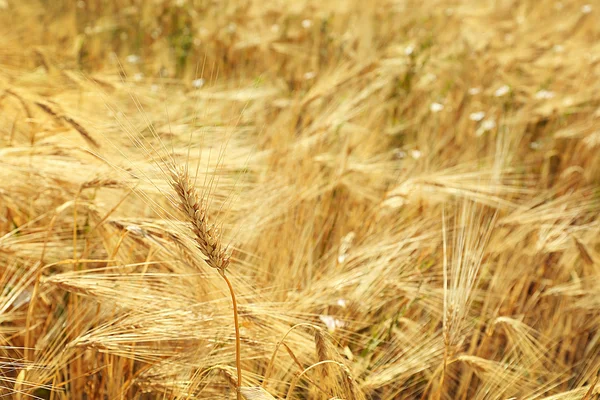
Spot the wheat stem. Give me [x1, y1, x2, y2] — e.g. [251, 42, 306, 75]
[169, 165, 241, 396]
[220, 270, 242, 400]
[262, 323, 321, 388]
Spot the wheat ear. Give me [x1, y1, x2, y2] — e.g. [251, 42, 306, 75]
[169, 166, 230, 271]
[169, 165, 241, 400]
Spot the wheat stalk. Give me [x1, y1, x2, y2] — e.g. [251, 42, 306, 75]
[168, 165, 241, 399]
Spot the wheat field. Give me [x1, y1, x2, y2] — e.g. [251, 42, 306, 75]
[1, 1, 600, 399]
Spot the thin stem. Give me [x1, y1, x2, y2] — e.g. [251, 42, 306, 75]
[262, 323, 320, 388]
[220, 270, 242, 400]
[285, 360, 348, 400]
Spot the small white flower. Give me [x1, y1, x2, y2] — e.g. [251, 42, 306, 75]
[581, 4, 592, 14]
[227, 23, 237, 33]
[494, 85, 510, 97]
[553, 44, 565, 53]
[404, 45, 415, 56]
[302, 19, 312, 29]
[530, 141, 541, 150]
[271, 24, 280, 33]
[393, 149, 406, 159]
[133, 73, 144, 82]
[430, 102, 444, 113]
[469, 111, 486, 121]
[482, 120, 497, 131]
[476, 119, 496, 137]
[319, 315, 345, 332]
[150, 84, 160, 93]
[535, 90, 555, 99]
[468, 87, 482, 95]
[410, 149, 422, 159]
[192, 78, 205, 88]
[303, 71, 316, 80]
[126, 54, 140, 64]
[337, 299, 347, 308]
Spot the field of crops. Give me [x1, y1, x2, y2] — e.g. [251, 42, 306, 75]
[1, 1, 599, 399]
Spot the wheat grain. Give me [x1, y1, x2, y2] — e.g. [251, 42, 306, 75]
[168, 165, 230, 272]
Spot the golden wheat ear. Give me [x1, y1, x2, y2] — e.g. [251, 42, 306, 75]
[168, 165, 231, 272]
[167, 163, 242, 398]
